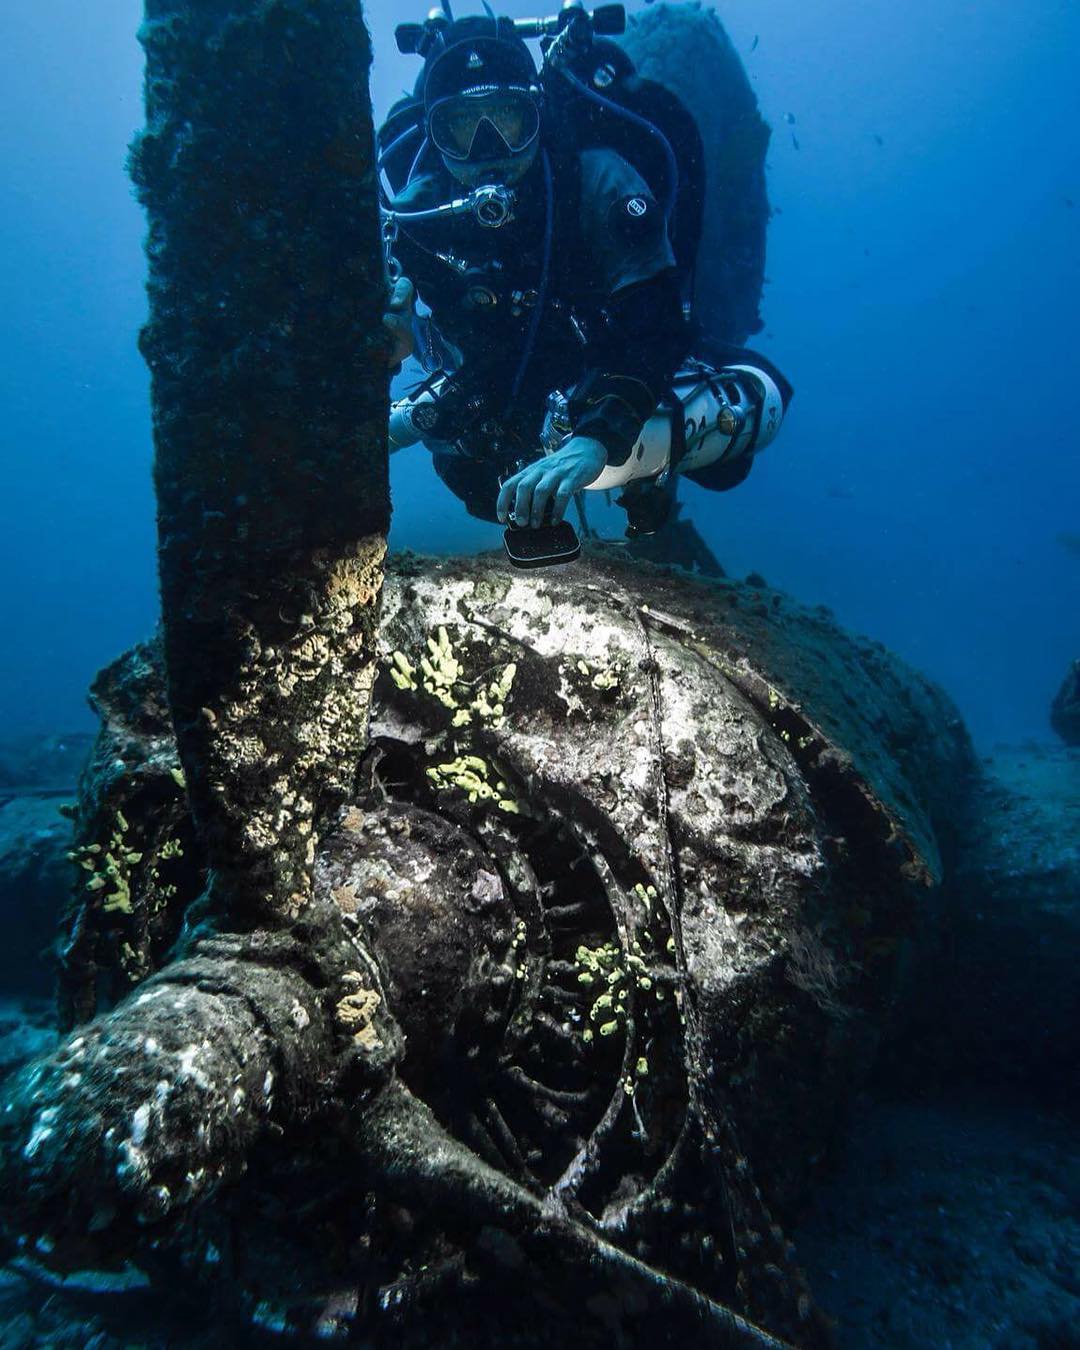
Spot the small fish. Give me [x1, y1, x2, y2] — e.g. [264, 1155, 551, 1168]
[750, 34, 760, 51]
[784, 112, 796, 125]
[791, 133, 800, 151]
[873, 133, 885, 147]
[1065, 197, 1076, 209]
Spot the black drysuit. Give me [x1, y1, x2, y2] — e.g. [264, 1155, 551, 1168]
[392, 146, 781, 520]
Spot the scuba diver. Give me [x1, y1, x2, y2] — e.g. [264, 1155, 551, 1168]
[380, 2, 791, 565]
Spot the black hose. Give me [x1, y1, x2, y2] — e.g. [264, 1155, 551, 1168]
[508, 148, 554, 406]
[558, 65, 679, 221]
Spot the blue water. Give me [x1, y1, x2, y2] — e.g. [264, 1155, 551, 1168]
[1, 0, 1077, 746]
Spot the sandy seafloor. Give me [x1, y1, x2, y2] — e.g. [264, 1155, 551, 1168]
[0, 745, 1076, 1348]
[794, 1090, 1079, 1349]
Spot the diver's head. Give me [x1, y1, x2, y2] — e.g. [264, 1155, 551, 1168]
[423, 16, 541, 187]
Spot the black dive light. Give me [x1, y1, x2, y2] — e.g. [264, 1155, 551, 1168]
[499, 457, 582, 569]
[396, 3, 625, 55]
[504, 519, 581, 568]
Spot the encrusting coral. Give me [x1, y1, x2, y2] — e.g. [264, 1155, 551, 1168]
[6, 545, 976, 1346]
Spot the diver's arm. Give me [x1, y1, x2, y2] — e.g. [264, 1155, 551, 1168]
[382, 276, 416, 379]
[495, 270, 685, 526]
[496, 273, 792, 514]
[567, 267, 687, 468]
[586, 350, 791, 491]
[565, 148, 792, 489]
[565, 149, 688, 467]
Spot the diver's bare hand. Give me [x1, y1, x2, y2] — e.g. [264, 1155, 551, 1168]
[497, 437, 607, 528]
[383, 276, 415, 369]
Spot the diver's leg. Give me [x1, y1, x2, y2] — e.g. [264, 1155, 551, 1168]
[431, 454, 504, 524]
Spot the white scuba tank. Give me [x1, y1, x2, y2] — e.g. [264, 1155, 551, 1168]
[388, 381, 443, 451]
[583, 361, 785, 490]
[387, 361, 785, 481]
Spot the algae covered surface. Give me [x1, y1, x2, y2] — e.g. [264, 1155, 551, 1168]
[0, 558, 1073, 1348]
[0, 546, 984, 1347]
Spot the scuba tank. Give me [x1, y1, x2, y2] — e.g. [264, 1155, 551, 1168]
[389, 361, 785, 487]
[388, 381, 443, 451]
[585, 363, 784, 490]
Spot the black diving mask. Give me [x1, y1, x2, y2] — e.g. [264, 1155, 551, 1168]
[428, 85, 541, 163]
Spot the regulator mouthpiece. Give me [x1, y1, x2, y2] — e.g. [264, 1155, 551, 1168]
[471, 183, 516, 227]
